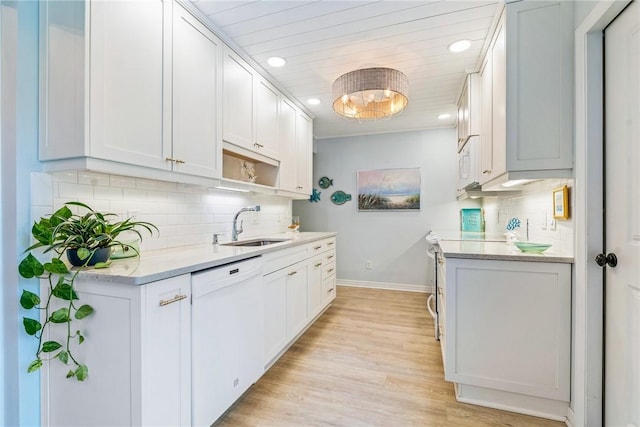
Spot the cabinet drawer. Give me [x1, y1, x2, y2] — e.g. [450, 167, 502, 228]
[263, 244, 311, 275]
[324, 250, 336, 263]
[322, 275, 336, 304]
[310, 237, 336, 254]
[322, 261, 336, 281]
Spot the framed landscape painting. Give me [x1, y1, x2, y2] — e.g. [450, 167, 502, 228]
[357, 168, 421, 211]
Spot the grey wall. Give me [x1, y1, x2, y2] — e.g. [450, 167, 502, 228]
[294, 128, 477, 290]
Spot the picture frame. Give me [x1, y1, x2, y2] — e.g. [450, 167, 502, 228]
[357, 168, 421, 211]
[553, 185, 569, 220]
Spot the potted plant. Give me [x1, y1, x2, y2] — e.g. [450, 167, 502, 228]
[18, 202, 158, 380]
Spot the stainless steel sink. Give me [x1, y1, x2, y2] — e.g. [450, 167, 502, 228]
[221, 238, 291, 247]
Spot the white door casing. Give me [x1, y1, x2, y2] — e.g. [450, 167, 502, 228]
[604, 2, 640, 425]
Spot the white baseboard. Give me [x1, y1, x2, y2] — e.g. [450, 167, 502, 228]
[338, 280, 433, 294]
[565, 407, 575, 427]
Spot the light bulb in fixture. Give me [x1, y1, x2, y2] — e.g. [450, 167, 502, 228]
[438, 113, 451, 120]
[307, 98, 321, 106]
[448, 39, 471, 53]
[267, 56, 286, 67]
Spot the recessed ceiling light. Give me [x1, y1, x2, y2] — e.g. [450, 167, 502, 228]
[437, 113, 451, 120]
[307, 98, 321, 106]
[448, 39, 471, 53]
[267, 56, 286, 67]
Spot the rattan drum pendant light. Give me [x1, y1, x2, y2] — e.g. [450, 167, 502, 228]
[332, 67, 408, 120]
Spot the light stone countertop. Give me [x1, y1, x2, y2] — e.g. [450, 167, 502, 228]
[75, 232, 336, 285]
[438, 240, 574, 264]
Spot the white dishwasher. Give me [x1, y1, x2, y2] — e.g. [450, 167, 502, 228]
[191, 256, 263, 426]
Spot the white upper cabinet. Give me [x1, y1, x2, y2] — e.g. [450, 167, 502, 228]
[295, 111, 313, 195]
[172, 3, 222, 178]
[40, 0, 223, 179]
[456, 73, 480, 151]
[278, 98, 298, 193]
[40, 0, 313, 197]
[255, 78, 280, 160]
[222, 48, 255, 150]
[40, 0, 171, 169]
[480, 1, 574, 188]
[279, 99, 313, 196]
[222, 48, 283, 161]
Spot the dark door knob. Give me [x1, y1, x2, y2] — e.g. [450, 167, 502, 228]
[595, 253, 618, 268]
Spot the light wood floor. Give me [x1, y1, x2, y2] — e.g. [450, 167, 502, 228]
[215, 286, 565, 426]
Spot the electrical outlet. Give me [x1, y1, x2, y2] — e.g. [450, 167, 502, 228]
[549, 216, 557, 231]
[541, 211, 547, 230]
[366, 260, 373, 270]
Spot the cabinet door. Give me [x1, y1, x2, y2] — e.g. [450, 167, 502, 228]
[89, 0, 170, 170]
[141, 274, 191, 427]
[490, 23, 507, 179]
[278, 98, 298, 192]
[457, 82, 469, 146]
[444, 259, 570, 401]
[479, 54, 493, 185]
[263, 270, 288, 366]
[255, 78, 280, 160]
[295, 111, 313, 195]
[223, 48, 254, 149]
[308, 255, 324, 318]
[505, 0, 574, 172]
[286, 262, 309, 338]
[172, 3, 221, 178]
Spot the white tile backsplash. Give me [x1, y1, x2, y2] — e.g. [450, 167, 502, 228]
[31, 171, 293, 251]
[482, 178, 574, 254]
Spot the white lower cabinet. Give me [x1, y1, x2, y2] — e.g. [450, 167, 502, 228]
[41, 237, 336, 427]
[444, 257, 571, 420]
[263, 237, 337, 368]
[41, 274, 192, 427]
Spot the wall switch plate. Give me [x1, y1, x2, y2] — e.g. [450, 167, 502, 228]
[541, 211, 548, 230]
[366, 260, 373, 270]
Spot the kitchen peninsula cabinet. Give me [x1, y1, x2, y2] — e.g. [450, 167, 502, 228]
[42, 274, 192, 427]
[442, 253, 571, 420]
[479, 1, 574, 188]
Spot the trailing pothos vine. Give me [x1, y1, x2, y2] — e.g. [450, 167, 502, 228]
[18, 202, 157, 381]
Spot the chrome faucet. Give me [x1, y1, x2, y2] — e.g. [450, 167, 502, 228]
[232, 205, 261, 241]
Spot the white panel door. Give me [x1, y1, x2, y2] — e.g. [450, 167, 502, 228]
[222, 48, 254, 149]
[295, 111, 312, 195]
[172, 3, 221, 178]
[279, 98, 297, 192]
[89, 0, 170, 169]
[604, 3, 640, 426]
[141, 275, 191, 427]
[255, 78, 280, 160]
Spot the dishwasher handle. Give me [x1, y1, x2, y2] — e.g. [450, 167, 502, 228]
[192, 258, 262, 299]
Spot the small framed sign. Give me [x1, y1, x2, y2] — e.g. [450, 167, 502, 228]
[553, 185, 569, 220]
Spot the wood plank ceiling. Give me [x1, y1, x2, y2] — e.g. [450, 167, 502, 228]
[188, 0, 502, 139]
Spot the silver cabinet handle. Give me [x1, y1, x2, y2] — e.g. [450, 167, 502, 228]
[166, 157, 185, 164]
[159, 294, 187, 306]
[328, 288, 334, 293]
[314, 245, 322, 250]
[327, 255, 334, 260]
[327, 268, 334, 274]
[327, 241, 334, 246]
[288, 271, 298, 276]
[314, 262, 323, 267]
